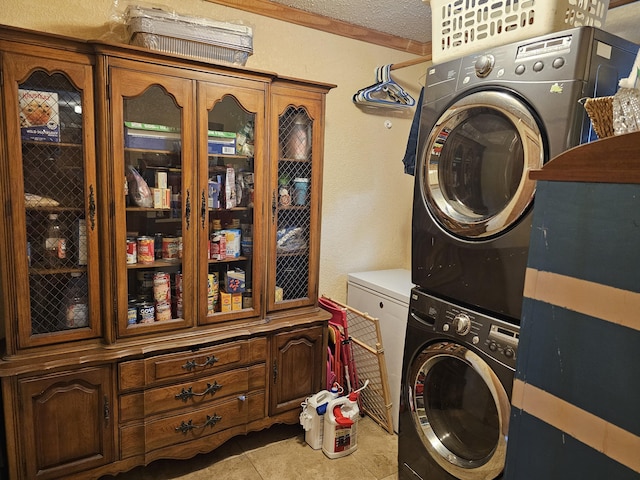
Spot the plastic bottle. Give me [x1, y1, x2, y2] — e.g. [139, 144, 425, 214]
[322, 390, 361, 459]
[299, 386, 340, 450]
[63, 272, 88, 328]
[44, 213, 66, 267]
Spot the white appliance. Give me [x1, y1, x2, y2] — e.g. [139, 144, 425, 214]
[347, 269, 413, 433]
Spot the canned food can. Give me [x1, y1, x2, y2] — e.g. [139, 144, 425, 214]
[174, 273, 183, 296]
[154, 233, 163, 260]
[137, 236, 154, 264]
[162, 236, 180, 262]
[207, 273, 219, 298]
[126, 237, 137, 264]
[155, 301, 171, 321]
[127, 300, 138, 325]
[153, 271, 171, 303]
[138, 302, 155, 324]
[176, 297, 183, 318]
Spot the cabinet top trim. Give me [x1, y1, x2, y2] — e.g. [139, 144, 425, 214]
[0, 23, 336, 91]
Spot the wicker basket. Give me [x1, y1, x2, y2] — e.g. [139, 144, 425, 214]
[583, 96, 614, 139]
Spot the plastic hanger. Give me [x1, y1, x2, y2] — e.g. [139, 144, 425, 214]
[353, 64, 416, 108]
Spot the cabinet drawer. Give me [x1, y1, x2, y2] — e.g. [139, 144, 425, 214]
[120, 363, 265, 422]
[119, 337, 267, 390]
[120, 390, 265, 457]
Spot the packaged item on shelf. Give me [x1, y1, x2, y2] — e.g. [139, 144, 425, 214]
[224, 228, 241, 258]
[223, 269, 245, 293]
[44, 213, 66, 267]
[210, 231, 226, 260]
[126, 237, 137, 264]
[155, 301, 171, 321]
[231, 293, 242, 311]
[63, 272, 88, 329]
[138, 301, 155, 323]
[225, 165, 236, 208]
[153, 272, 171, 303]
[208, 178, 221, 208]
[220, 291, 232, 312]
[137, 236, 154, 264]
[126, 165, 153, 208]
[208, 130, 236, 154]
[207, 273, 219, 298]
[275, 286, 284, 302]
[124, 121, 181, 151]
[161, 236, 180, 262]
[236, 120, 254, 156]
[19, 89, 60, 142]
[75, 218, 87, 266]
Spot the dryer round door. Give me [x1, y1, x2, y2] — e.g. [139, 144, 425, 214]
[408, 341, 511, 480]
[419, 90, 544, 239]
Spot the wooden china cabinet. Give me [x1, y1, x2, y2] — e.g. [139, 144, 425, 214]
[0, 25, 332, 479]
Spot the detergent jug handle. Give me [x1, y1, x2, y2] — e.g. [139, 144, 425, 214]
[333, 405, 354, 427]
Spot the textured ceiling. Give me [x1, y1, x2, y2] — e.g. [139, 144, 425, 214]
[272, 0, 433, 43]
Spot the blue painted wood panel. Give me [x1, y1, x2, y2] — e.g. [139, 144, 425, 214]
[528, 181, 640, 292]
[505, 410, 638, 480]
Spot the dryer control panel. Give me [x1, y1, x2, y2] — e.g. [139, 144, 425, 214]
[409, 287, 519, 369]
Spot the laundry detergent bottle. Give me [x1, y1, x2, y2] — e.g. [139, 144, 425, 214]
[322, 391, 360, 458]
[299, 386, 340, 449]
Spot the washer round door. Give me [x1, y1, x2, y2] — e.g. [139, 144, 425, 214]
[408, 341, 511, 480]
[419, 90, 544, 240]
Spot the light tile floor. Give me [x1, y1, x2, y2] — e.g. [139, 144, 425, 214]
[101, 416, 398, 480]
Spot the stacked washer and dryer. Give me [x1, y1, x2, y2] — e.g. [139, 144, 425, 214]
[399, 27, 638, 480]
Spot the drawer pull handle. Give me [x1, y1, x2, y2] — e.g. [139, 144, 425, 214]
[175, 382, 222, 402]
[182, 355, 219, 371]
[175, 414, 222, 434]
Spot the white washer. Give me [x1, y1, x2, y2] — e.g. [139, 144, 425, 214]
[347, 269, 414, 433]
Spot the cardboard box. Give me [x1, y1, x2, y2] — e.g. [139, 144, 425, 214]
[223, 269, 245, 293]
[124, 121, 181, 151]
[220, 291, 232, 312]
[231, 293, 242, 311]
[208, 130, 236, 155]
[19, 89, 60, 142]
[224, 228, 241, 258]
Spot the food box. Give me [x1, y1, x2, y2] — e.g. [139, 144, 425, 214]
[223, 269, 245, 293]
[19, 89, 60, 142]
[224, 228, 241, 258]
[208, 130, 236, 155]
[231, 293, 242, 311]
[126, 5, 253, 66]
[124, 121, 181, 151]
[219, 291, 232, 312]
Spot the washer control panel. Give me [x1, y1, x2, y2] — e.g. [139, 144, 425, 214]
[409, 287, 519, 368]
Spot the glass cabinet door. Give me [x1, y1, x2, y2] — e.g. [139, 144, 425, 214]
[268, 90, 323, 311]
[109, 66, 195, 337]
[198, 81, 265, 324]
[1, 53, 100, 349]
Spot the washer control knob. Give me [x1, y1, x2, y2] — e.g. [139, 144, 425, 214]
[475, 54, 495, 78]
[472, 336, 480, 345]
[504, 347, 515, 358]
[442, 323, 450, 332]
[452, 313, 471, 336]
[489, 342, 498, 352]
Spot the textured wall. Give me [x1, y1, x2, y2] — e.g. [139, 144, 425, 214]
[0, 0, 422, 303]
